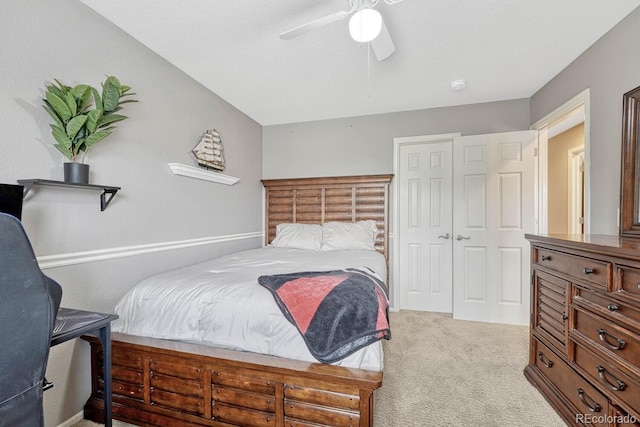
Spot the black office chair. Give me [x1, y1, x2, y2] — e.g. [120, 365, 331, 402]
[0, 213, 62, 427]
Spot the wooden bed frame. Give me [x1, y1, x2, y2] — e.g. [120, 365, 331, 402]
[83, 174, 393, 427]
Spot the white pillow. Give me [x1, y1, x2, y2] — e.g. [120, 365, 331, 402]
[270, 223, 322, 250]
[321, 220, 378, 251]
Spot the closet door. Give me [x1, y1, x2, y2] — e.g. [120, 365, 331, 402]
[398, 139, 453, 312]
[452, 131, 536, 325]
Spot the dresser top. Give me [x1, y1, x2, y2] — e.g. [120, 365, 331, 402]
[525, 233, 640, 260]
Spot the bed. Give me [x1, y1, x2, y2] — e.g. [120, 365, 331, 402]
[83, 174, 393, 427]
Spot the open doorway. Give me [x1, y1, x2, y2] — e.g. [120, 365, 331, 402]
[548, 121, 585, 234]
[531, 89, 589, 235]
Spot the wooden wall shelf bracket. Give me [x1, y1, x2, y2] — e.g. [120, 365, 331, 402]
[17, 179, 121, 211]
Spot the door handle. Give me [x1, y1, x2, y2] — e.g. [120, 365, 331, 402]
[456, 235, 471, 241]
[438, 233, 451, 239]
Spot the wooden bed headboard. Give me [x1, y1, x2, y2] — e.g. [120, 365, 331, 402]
[261, 174, 393, 259]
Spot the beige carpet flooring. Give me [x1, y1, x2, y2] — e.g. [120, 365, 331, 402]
[72, 310, 566, 427]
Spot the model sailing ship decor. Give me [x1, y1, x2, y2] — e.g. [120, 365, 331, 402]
[192, 129, 225, 172]
[169, 128, 238, 185]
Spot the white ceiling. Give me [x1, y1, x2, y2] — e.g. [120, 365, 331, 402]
[79, 0, 640, 126]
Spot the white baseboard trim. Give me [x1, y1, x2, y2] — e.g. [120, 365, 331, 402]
[56, 410, 84, 427]
[38, 231, 264, 270]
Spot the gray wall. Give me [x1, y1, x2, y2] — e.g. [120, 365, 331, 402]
[0, 0, 263, 425]
[531, 6, 640, 234]
[263, 99, 530, 179]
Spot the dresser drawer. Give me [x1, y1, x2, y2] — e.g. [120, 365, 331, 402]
[574, 344, 640, 416]
[572, 308, 640, 373]
[617, 266, 640, 305]
[533, 338, 608, 424]
[573, 287, 640, 335]
[535, 247, 611, 291]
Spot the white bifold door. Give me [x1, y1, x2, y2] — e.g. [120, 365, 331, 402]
[397, 130, 536, 325]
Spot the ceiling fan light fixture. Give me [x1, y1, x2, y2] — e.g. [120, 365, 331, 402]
[349, 8, 382, 42]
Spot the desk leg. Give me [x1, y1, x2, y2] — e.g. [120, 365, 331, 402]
[97, 324, 112, 427]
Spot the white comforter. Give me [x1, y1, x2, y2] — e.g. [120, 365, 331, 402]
[112, 246, 388, 371]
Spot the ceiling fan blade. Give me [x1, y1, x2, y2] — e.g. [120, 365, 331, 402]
[371, 19, 395, 61]
[280, 10, 352, 40]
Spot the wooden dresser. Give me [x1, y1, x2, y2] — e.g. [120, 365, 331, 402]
[525, 234, 640, 426]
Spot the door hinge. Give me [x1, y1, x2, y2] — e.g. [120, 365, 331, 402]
[534, 147, 538, 157]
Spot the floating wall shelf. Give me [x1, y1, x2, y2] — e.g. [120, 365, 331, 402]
[168, 163, 239, 185]
[17, 179, 120, 211]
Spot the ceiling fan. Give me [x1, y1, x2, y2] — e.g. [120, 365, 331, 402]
[279, 0, 405, 61]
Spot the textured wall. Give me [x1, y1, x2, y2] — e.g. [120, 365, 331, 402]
[263, 99, 530, 179]
[0, 0, 263, 425]
[531, 6, 640, 234]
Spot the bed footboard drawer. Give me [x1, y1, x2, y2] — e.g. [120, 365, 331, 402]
[152, 372, 204, 398]
[213, 370, 277, 395]
[151, 357, 204, 381]
[285, 384, 359, 410]
[108, 352, 146, 402]
[211, 369, 278, 424]
[151, 388, 205, 415]
[214, 386, 277, 413]
[284, 400, 359, 426]
[213, 402, 276, 427]
[283, 382, 362, 426]
[110, 365, 143, 400]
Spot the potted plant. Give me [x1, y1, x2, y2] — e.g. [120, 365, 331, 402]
[42, 76, 136, 184]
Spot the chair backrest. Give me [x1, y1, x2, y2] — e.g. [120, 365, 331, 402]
[0, 213, 62, 426]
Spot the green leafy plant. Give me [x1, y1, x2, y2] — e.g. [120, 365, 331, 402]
[42, 76, 137, 162]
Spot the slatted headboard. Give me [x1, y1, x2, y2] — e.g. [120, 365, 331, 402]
[261, 175, 393, 260]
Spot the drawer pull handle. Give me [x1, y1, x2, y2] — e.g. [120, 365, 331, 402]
[583, 267, 594, 274]
[562, 314, 569, 321]
[597, 328, 626, 350]
[537, 351, 553, 368]
[607, 303, 619, 312]
[597, 366, 626, 391]
[577, 388, 601, 412]
[541, 255, 551, 261]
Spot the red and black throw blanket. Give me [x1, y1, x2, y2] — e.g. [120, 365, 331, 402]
[258, 268, 390, 364]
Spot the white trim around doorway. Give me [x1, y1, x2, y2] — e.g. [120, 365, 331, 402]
[530, 89, 591, 235]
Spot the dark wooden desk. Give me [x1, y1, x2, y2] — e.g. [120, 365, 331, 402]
[51, 308, 118, 427]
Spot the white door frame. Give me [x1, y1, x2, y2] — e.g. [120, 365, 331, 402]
[530, 89, 591, 234]
[392, 133, 461, 311]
